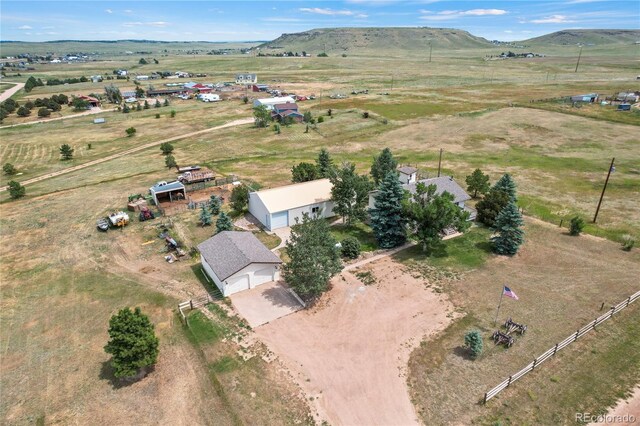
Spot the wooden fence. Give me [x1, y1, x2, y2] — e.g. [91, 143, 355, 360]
[483, 290, 640, 404]
[178, 293, 215, 327]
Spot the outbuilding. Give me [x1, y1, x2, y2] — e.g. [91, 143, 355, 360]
[249, 179, 335, 231]
[149, 180, 186, 205]
[398, 166, 418, 184]
[198, 231, 282, 296]
[253, 96, 295, 110]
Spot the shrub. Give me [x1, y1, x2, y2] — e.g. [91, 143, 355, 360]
[165, 154, 177, 169]
[16, 106, 30, 117]
[3, 163, 17, 175]
[622, 235, 635, 251]
[464, 330, 483, 359]
[170, 109, 176, 118]
[242, 96, 248, 104]
[155, 113, 160, 119]
[8, 180, 26, 199]
[317, 116, 324, 123]
[125, 127, 137, 137]
[569, 216, 585, 236]
[37, 108, 51, 117]
[340, 236, 361, 259]
[160, 142, 174, 155]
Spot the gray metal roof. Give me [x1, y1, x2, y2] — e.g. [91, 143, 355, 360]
[404, 176, 470, 204]
[149, 181, 185, 193]
[198, 231, 282, 281]
[398, 166, 418, 175]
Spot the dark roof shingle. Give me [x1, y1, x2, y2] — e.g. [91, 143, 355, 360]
[404, 176, 470, 204]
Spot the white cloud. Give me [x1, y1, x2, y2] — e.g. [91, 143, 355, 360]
[105, 9, 113, 14]
[459, 9, 507, 16]
[123, 9, 133, 14]
[18, 25, 32, 30]
[504, 30, 513, 33]
[299, 7, 366, 18]
[122, 21, 170, 27]
[420, 9, 507, 20]
[531, 14, 574, 24]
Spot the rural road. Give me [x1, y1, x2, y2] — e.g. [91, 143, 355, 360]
[0, 117, 254, 192]
[0, 107, 117, 129]
[0, 82, 24, 102]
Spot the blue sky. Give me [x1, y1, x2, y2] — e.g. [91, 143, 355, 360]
[1, 1, 638, 42]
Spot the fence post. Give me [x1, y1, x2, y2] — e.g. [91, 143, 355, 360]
[190, 300, 193, 310]
[484, 393, 488, 404]
[574, 329, 579, 341]
[532, 358, 538, 370]
[610, 306, 615, 317]
[627, 296, 632, 307]
[553, 343, 559, 355]
[507, 376, 512, 387]
[592, 318, 597, 329]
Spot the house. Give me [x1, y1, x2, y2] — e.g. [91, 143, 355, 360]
[248, 179, 335, 231]
[198, 231, 282, 296]
[570, 93, 598, 103]
[253, 96, 295, 110]
[191, 83, 213, 93]
[90, 75, 103, 83]
[236, 73, 257, 85]
[148, 181, 186, 205]
[253, 84, 269, 92]
[398, 166, 418, 184]
[271, 103, 303, 122]
[368, 175, 476, 220]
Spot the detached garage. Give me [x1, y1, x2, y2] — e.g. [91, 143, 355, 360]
[248, 178, 335, 231]
[197, 231, 282, 297]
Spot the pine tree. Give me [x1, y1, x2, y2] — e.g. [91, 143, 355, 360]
[569, 215, 585, 236]
[465, 169, 490, 198]
[316, 148, 334, 178]
[104, 307, 159, 379]
[370, 147, 398, 186]
[200, 205, 212, 226]
[491, 202, 524, 255]
[493, 173, 517, 202]
[59, 144, 74, 160]
[216, 211, 233, 233]
[370, 171, 407, 248]
[464, 330, 483, 359]
[155, 99, 161, 108]
[8, 180, 25, 199]
[209, 195, 222, 216]
[283, 213, 342, 301]
[165, 154, 177, 169]
[24, 76, 38, 92]
[144, 100, 150, 109]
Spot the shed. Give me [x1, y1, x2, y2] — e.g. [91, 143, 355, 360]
[398, 166, 418, 184]
[149, 181, 186, 205]
[198, 231, 282, 296]
[248, 179, 335, 231]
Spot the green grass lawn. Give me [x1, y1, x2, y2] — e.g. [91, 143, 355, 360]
[330, 222, 378, 252]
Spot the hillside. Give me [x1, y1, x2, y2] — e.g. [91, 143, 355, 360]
[258, 27, 492, 54]
[524, 29, 640, 46]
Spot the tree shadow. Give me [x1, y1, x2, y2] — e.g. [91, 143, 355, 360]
[99, 360, 154, 389]
[475, 240, 493, 253]
[453, 345, 475, 361]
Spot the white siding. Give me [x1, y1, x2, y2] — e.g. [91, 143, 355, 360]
[287, 201, 335, 227]
[201, 257, 224, 294]
[248, 192, 270, 229]
[201, 258, 280, 296]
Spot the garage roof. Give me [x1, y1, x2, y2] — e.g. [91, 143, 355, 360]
[252, 178, 332, 214]
[149, 181, 185, 194]
[198, 231, 281, 281]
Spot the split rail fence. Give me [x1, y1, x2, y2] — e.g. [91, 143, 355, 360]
[178, 293, 215, 327]
[483, 290, 640, 404]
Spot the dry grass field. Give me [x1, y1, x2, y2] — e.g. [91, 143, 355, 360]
[1, 41, 638, 425]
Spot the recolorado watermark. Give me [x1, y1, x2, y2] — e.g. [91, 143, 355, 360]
[576, 413, 637, 424]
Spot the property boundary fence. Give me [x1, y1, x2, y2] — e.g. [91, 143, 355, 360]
[185, 175, 238, 193]
[178, 293, 215, 327]
[483, 290, 640, 404]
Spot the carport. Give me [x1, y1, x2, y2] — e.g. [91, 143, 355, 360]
[149, 181, 186, 205]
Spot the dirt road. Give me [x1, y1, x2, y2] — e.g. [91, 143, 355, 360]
[256, 257, 455, 425]
[0, 117, 253, 192]
[0, 82, 24, 102]
[597, 385, 640, 424]
[0, 106, 117, 129]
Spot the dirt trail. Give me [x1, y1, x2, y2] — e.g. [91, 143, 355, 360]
[0, 117, 253, 192]
[0, 82, 24, 102]
[256, 257, 456, 425]
[0, 106, 117, 129]
[597, 385, 640, 424]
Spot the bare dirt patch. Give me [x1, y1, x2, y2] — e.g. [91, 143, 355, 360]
[255, 257, 456, 425]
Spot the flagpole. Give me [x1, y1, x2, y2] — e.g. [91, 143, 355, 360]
[494, 286, 504, 325]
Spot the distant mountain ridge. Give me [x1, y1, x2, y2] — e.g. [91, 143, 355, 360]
[523, 29, 640, 45]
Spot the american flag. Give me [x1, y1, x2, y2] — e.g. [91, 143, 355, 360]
[503, 286, 519, 300]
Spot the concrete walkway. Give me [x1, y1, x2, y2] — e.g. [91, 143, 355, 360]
[0, 82, 24, 102]
[0, 117, 253, 192]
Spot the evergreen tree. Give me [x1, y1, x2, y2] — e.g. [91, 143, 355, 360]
[200, 205, 212, 226]
[16, 106, 30, 117]
[122, 103, 131, 113]
[569, 215, 585, 236]
[215, 211, 233, 233]
[165, 154, 177, 168]
[491, 202, 524, 255]
[404, 183, 470, 253]
[209, 195, 222, 216]
[136, 103, 142, 111]
[465, 169, 490, 198]
[476, 188, 510, 227]
[464, 330, 483, 359]
[8, 180, 25, 199]
[316, 148, 334, 178]
[330, 162, 372, 226]
[370, 147, 398, 186]
[164, 98, 170, 107]
[24, 76, 38, 92]
[144, 100, 150, 109]
[370, 171, 407, 248]
[159, 142, 174, 155]
[59, 144, 74, 160]
[291, 162, 319, 183]
[155, 99, 161, 108]
[283, 213, 342, 301]
[230, 185, 249, 213]
[3, 163, 17, 175]
[104, 307, 159, 379]
[135, 86, 145, 98]
[493, 173, 517, 202]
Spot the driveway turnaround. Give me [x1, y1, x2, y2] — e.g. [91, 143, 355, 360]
[230, 281, 303, 328]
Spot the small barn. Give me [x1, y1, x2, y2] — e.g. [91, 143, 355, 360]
[271, 103, 303, 122]
[249, 179, 335, 231]
[198, 231, 282, 296]
[149, 181, 186, 205]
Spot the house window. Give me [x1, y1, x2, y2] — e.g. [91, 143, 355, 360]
[311, 206, 320, 214]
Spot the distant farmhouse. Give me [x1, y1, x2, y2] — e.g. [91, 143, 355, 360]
[236, 73, 257, 85]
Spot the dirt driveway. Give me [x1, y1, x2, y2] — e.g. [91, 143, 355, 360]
[256, 257, 455, 425]
[230, 281, 303, 328]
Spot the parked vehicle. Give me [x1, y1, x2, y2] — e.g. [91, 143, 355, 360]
[124, 97, 137, 103]
[108, 211, 130, 227]
[96, 218, 110, 232]
[177, 165, 201, 173]
[177, 169, 214, 184]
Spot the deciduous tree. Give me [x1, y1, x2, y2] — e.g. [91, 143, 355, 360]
[476, 188, 510, 227]
[165, 154, 177, 169]
[291, 162, 319, 183]
[465, 168, 490, 198]
[159, 142, 174, 155]
[253, 105, 271, 128]
[3, 163, 17, 175]
[230, 184, 249, 213]
[330, 162, 372, 226]
[8, 180, 25, 199]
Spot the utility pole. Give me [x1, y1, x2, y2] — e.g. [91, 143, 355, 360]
[437, 148, 443, 177]
[429, 42, 432, 63]
[575, 46, 583, 73]
[593, 157, 615, 223]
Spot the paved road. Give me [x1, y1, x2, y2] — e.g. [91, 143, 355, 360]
[0, 117, 254, 192]
[0, 82, 25, 102]
[0, 107, 117, 129]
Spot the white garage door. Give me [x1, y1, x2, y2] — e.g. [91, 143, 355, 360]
[253, 267, 275, 287]
[225, 274, 250, 295]
[270, 211, 288, 230]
